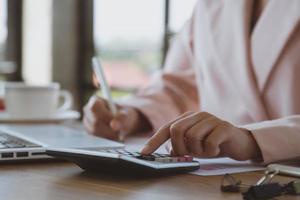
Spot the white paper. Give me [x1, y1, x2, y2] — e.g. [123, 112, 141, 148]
[190, 157, 265, 176]
[125, 139, 265, 176]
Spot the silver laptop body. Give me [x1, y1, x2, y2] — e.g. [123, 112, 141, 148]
[0, 124, 124, 161]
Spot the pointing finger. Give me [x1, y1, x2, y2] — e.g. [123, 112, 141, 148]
[141, 112, 194, 155]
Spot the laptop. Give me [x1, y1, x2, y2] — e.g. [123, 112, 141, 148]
[0, 124, 124, 161]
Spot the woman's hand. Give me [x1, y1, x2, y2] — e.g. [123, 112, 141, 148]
[83, 95, 151, 140]
[141, 112, 261, 161]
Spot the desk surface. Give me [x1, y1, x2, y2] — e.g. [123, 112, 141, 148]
[0, 137, 298, 200]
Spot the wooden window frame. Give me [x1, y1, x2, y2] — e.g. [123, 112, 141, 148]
[2, 0, 23, 81]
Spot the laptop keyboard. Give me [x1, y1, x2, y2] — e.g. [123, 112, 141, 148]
[99, 149, 194, 163]
[0, 132, 41, 149]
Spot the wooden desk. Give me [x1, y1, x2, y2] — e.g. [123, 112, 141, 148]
[0, 137, 298, 200]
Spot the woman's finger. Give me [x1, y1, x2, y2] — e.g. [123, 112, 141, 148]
[185, 117, 219, 155]
[186, 137, 204, 157]
[110, 108, 133, 132]
[141, 112, 193, 155]
[203, 123, 228, 157]
[87, 96, 114, 123]
[169, 112, 213, 156]
[95, 121, 118, 140]
[83, 114, 118, 140]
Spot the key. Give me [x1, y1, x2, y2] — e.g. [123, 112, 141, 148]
[170, 157, 180, 163]
[155, 157, 173, 163]
[5, 143, 26, 148]
[256, 170, 278, 185]
[155, 157, 169, 163]
[285, 180, 300, 195]
[221, 174, 250, 193]
[242, 183, 283, 200]
[137, 155, 156, 161]
[120, 152, 131, 156]
[130, 152, 141, 157]
[107, 150, 118, 154]
[176, 157, 186, 162]
[153, 153, 164, 157]
[156, 154, 169, 158]
[25, 144, 42, 148]
[154, 156, 193, 163]
[116, 149, 126, 154]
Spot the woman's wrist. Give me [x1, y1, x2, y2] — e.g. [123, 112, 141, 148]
[245, 129, 263, 161]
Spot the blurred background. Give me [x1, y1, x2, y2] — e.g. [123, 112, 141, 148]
[0, 0, 197, 111]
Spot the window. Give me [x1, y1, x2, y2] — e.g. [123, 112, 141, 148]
[170, 0, 198, 33]
[94, 0, 164, 92]
[22, 0, 52, 85]
[0, 0, 7, 96]
[0, 0, 7, 61]
[0, 0, 16, 77]
[93, 0, 197, 95]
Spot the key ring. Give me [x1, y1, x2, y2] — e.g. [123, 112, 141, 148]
[256, 169, 279, 185]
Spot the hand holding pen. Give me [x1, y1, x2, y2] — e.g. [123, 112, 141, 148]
[83, 56, 151, 141]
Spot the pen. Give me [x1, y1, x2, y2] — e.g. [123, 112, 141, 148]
[92, 56, 125, 141]
[92, 56, 117, 115]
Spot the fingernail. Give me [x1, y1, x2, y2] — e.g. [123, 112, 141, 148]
[110, 120, 121, 131]
[141, 145, 151, 155]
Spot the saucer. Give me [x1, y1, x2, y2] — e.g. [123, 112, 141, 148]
[0, 110, 81, 123]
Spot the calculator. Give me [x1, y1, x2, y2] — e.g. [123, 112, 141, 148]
[46, 148, 200, 175]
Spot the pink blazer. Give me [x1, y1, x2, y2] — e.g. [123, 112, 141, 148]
[121, 1, 300, 163]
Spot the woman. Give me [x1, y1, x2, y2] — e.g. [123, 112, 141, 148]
[84, 0, 300, 163]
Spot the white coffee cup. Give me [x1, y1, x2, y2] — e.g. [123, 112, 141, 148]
[4, 82, 73, 118]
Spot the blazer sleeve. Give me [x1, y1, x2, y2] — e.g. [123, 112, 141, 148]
[242, 115, 300, 163]
[119, 18, 199, 132]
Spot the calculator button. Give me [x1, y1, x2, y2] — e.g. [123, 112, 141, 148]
[154, 156, 194, 163]
[155, 157, 173, 163]
[6, 143, 26, 148]
[105, 150, 118, 153]
[184, 155, 193, 162]
[153, 153, 163, 157]
[116, 150, 126, 154]
[154, 158, 167, 163]
[131, 152, 141, 157]
[136, 155, 156, 161]
[171, 157, 180, 163]
[160, 154, 171, 158]
[175, 157, 186, 162]
[122, 150, 131, 154]
[25, 144, 42, 148]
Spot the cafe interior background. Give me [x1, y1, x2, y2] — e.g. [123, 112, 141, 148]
[0, 0, 197, 112]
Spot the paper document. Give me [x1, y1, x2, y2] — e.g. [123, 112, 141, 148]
[190, 157, 265, 176]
